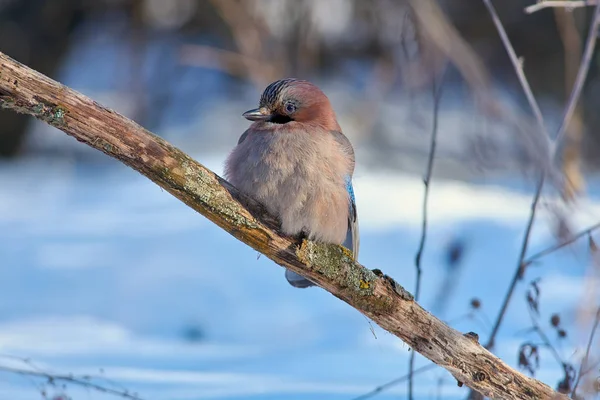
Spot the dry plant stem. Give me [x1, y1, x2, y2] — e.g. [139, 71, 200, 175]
[572, 308, 600, 396]
[525, 220, 600, 264]
[408, 67, 446, 400]
[483, 0, 547, 133]
[528, 307, 568, 370]
[0, 365, 143, 400]
[482, 0, 550, 350]
[526, 1, 598, 14]
[485, 176, 544, 351]
[0, 52, 570, 400]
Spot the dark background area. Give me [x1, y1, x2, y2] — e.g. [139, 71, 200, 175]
[0, 0, 598, 170]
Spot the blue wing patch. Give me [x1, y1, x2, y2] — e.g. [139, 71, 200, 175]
[345, 175, 357, 219]
[344, 175, 360, 259]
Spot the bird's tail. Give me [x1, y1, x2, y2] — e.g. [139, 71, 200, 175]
[285, 269, 315, 288]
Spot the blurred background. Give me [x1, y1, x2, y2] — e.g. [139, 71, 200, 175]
[1, 0, 600, 399]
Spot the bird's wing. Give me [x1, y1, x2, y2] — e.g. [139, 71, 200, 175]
[237, 129, 250, 145]
[330, 131, 359, 259]
[343, 176, 360, 260]
[329, 131, 355, 174]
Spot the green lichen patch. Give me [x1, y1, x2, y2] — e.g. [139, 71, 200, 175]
[295, 240, 399, 314]
[0, 95, 67, 127]
[31, 96, 67, 127]
[180, 158, 263, 233]
[296, 239, 376, 295]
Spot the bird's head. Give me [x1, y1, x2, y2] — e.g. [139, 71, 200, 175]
[243, 78, 340, 131]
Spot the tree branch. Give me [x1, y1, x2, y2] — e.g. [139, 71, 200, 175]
[0, 51, 569, 400]
[526, 1, 597, 14]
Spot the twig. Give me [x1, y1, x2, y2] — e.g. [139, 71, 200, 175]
[0, 365, 143, 400]
[413, 69, 446, 299]
[485, 176, 544, 351]
[527, 306, 568, 369]
[526, 1, 598, 14]
[409, 65, 446, 400]
[525, 221, 600, 265]
[522, 297, 579, 393]
[482, 0, 549, 350]
[483, 0, 547, 133]
[0, 50, 571, 400]
[572, 307, 600, 396]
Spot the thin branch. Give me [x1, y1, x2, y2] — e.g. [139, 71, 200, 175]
[572, 307, 600, 396]
[526, 1, 598, 14]
[485, 176, 544, 351]
[525, 221, 600, 265]
[0, 51, 570, 400]
[483, 0, 547, 134]
[527, 306, 568, 370]
[0, 365, 143, 400]
[414, 69, 446, 299]
[409, 65, 446, 400]
[482, 0, 549, 350]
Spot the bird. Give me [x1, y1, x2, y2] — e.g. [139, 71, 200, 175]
[224, 78, 359, 288]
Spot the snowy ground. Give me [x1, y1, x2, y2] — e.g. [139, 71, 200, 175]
[0, 151, 598, 399]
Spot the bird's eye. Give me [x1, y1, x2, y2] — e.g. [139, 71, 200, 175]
[285, 102, 296, 114]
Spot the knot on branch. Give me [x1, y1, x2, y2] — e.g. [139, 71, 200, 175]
[371, 268, 414, 301]
[383, 274, 414, 301]
[474, 371, 487, 382]
[464, 331, 480, 343]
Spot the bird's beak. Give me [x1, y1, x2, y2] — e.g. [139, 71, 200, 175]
[243, 107, 271, 121]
